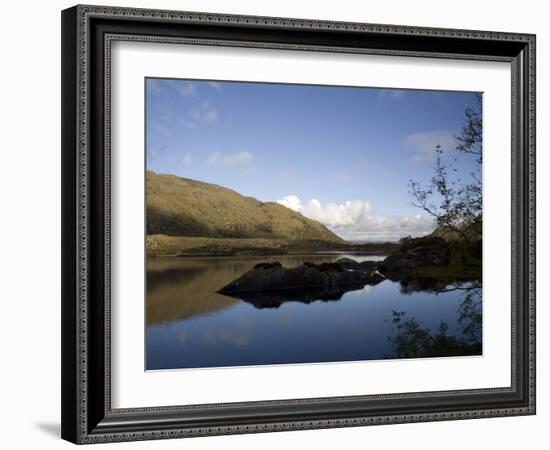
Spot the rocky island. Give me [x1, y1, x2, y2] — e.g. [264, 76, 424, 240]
[217, 261, 384, 308]
[218, 233, 482, 308]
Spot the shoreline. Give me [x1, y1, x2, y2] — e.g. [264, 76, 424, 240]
[146, 234, 399, 258]
[146, 234, 482, 288]
[150, 250, 390, 259]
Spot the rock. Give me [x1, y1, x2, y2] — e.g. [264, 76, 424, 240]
[335, 257, 361, 270]
[217, 261, 384, 298]
[378, 252, 417, 274]
[336, 258, 379, 272]
[233, 285, 364, 309]
[253, 262, 282, 270]
[359, 260, 380, 272]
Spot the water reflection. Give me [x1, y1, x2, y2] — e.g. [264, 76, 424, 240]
[147, 254, 362, 324]
[387, 286, 482, 358]
[146, 254, 482, 369]
[222, 284, 372, 308]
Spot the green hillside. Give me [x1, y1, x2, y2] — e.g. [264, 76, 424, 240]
[147, 171, 346, 254]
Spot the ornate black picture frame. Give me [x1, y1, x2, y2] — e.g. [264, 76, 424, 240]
[61, 4, 536, 444]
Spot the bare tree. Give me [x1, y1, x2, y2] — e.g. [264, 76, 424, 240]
[409, 93, 482, 239]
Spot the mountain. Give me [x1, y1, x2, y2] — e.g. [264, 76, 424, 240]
[147, 171, 345, 246]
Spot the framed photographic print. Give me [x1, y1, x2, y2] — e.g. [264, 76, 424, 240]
[61, 5, 536, 444]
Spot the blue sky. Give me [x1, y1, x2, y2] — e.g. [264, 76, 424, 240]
[146, 78, 481, 242]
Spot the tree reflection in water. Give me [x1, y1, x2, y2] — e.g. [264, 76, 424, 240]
[387, 284, 482, 359]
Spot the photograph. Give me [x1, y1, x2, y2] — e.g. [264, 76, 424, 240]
[145, 78, 483, 370]
[57, 3, 537, 444]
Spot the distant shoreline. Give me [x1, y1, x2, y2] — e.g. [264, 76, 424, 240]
[146, 234, 399, 258]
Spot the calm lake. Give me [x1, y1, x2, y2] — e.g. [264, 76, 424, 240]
[147, 254, 482, 370]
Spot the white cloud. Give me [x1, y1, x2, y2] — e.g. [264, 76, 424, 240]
[276, 195, 435, 242]
[165, 82, 219, 125]
[204, 109, 218, 122]
[277, 196, 375, 229]
[277, 195, 303, 212]
[179, 118, 197, 129]
[170, 80, 197, 97]
[206, 151, 255, 173]
[190, 103, 218, 123]
[182, 152, 192, 166]
[404, 130, 458, 163]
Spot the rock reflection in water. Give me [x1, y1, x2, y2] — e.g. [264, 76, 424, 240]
[147, 254, 345, 324]
[224, 284, 369, 309]
[146, 254, 482, 369]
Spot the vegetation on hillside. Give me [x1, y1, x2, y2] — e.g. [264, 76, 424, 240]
[146, 171, 402, 256]
[147, 171, 343, 242]
[389, 233, 481, 283]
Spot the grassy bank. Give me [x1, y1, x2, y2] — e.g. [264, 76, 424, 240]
[147, 234, 398, 257]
